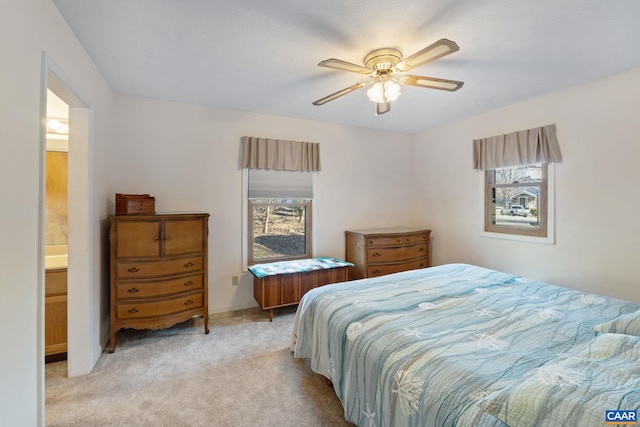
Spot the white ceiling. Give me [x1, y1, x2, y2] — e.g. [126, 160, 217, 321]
[52, 0, 640, 134]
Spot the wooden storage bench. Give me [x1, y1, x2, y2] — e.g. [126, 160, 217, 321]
[249, 257, 352, 321]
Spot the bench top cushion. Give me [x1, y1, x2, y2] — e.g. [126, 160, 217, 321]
[249, 257, 353, 279]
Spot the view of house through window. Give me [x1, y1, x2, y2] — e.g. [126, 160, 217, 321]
[248, 199, 311, 264]
[485, 163, 548, 237]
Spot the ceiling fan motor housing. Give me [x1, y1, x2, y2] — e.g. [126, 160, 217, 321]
[364, 48, 402, 73]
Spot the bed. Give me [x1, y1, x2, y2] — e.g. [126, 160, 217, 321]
[291, 263, 640, 426]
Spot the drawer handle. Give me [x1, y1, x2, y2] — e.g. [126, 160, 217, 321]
[183, 280, 194, 287]
[372, 269, 381, 275]
[127, 287, 139, 293]
[184, 299, 194, 306]
[418, 247, 424, 252]
[127, 267, 139, 273]
[419, 263, 425, 267]
[368, 240, 374, 245]
[128, 307, 139, 314]
[396, 239, 401, 243]
[372, 252, 381, 258]
[184, 261, 195, 268]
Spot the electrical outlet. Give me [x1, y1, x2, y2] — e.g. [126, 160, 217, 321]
[231, 275, 239, 286]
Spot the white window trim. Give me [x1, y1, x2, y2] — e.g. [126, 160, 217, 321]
[241, 169, 318, 271]
[480, 163, 555, 245]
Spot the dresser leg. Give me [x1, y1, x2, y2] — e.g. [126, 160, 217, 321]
[269, 309, 273, 322]
[108, 330, 116, 353]
[203, 314, 210, 334]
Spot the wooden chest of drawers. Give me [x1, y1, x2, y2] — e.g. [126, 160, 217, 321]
[108, 213, 209, 352]
[345, 227, 431, 280]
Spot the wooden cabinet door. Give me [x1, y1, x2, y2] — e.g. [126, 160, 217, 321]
[45, 294, 67, 355]
[114, 220, 162, 258]
[163, 218, 205, 256]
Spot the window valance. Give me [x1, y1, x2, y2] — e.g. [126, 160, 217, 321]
[473, 124, 562, 170]
[241, 136, 321, 171]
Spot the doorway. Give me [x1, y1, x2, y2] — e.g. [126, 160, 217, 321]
[44, 89, 69, 363]
[41, 56, 94, 394]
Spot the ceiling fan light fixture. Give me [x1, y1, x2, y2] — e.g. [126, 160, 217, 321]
[366, 77, 401, 103]
[383, 80, 401, 101]
[366, 81, 384, 103]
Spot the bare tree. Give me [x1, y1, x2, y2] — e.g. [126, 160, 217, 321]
[263, 206, 271, 233]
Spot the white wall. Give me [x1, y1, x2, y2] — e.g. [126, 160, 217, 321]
[112, 96, 416, 313]
[0, 0, 115, 425]
[412, 67, 640, 303]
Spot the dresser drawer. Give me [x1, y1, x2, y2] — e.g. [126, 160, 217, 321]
[366, 243, 428, 263]
[117, 293, 203, 320]
[367, 259, 428, 277]
[403, 233, 430, 244]
[365, 235, 404, 247]
[116, 256, 203, 279]
[116, 274, 203, 300]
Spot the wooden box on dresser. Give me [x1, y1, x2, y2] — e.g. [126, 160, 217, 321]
[345, 227, 431, 280]
[108, 213, 210, 352]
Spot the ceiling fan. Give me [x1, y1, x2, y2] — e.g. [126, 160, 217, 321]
[312, 38, 463, 115]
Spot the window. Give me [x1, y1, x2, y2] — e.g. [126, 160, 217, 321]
[248, 199, 311, 265]
[245, 169, 313, 265]
[474, 124, 560, 243]
[484, 163, 549, 239]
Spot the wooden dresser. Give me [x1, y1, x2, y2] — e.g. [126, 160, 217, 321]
[345, 227, 431, 280]
[108, 213, 210, 352]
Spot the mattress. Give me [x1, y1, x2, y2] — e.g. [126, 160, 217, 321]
[291, 263, 640, 426]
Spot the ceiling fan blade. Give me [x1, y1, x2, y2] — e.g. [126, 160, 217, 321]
[395, 39, 460, 72]
[375, 102, 391, 115]
[312, 82, 369, 106]
[318, 58, 373, 75]
[399, 75, 464, 91]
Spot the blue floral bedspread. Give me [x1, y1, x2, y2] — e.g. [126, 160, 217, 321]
[291, 263, 640, 427]
[248, 257, 353, 279]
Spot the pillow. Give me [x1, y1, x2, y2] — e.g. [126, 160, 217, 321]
[593, 309, 640, 336]
[479, 333, 640, 427]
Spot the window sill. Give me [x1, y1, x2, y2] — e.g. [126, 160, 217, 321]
[480, 230, 555, 245]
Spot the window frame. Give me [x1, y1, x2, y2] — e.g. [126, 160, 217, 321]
[242, 169, 317, 270]
[481, 163, 555, 244]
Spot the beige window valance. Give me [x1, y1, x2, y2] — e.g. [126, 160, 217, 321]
[473, 124, 562, 170]
[241, 136, 321, 171]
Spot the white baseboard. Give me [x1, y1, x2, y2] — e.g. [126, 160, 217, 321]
[208, 302, 259, 315]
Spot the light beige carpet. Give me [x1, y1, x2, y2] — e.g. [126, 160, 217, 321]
[46, 306, 354, 427]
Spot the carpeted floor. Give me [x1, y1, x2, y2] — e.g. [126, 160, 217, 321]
[45, 306, 354, 427]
